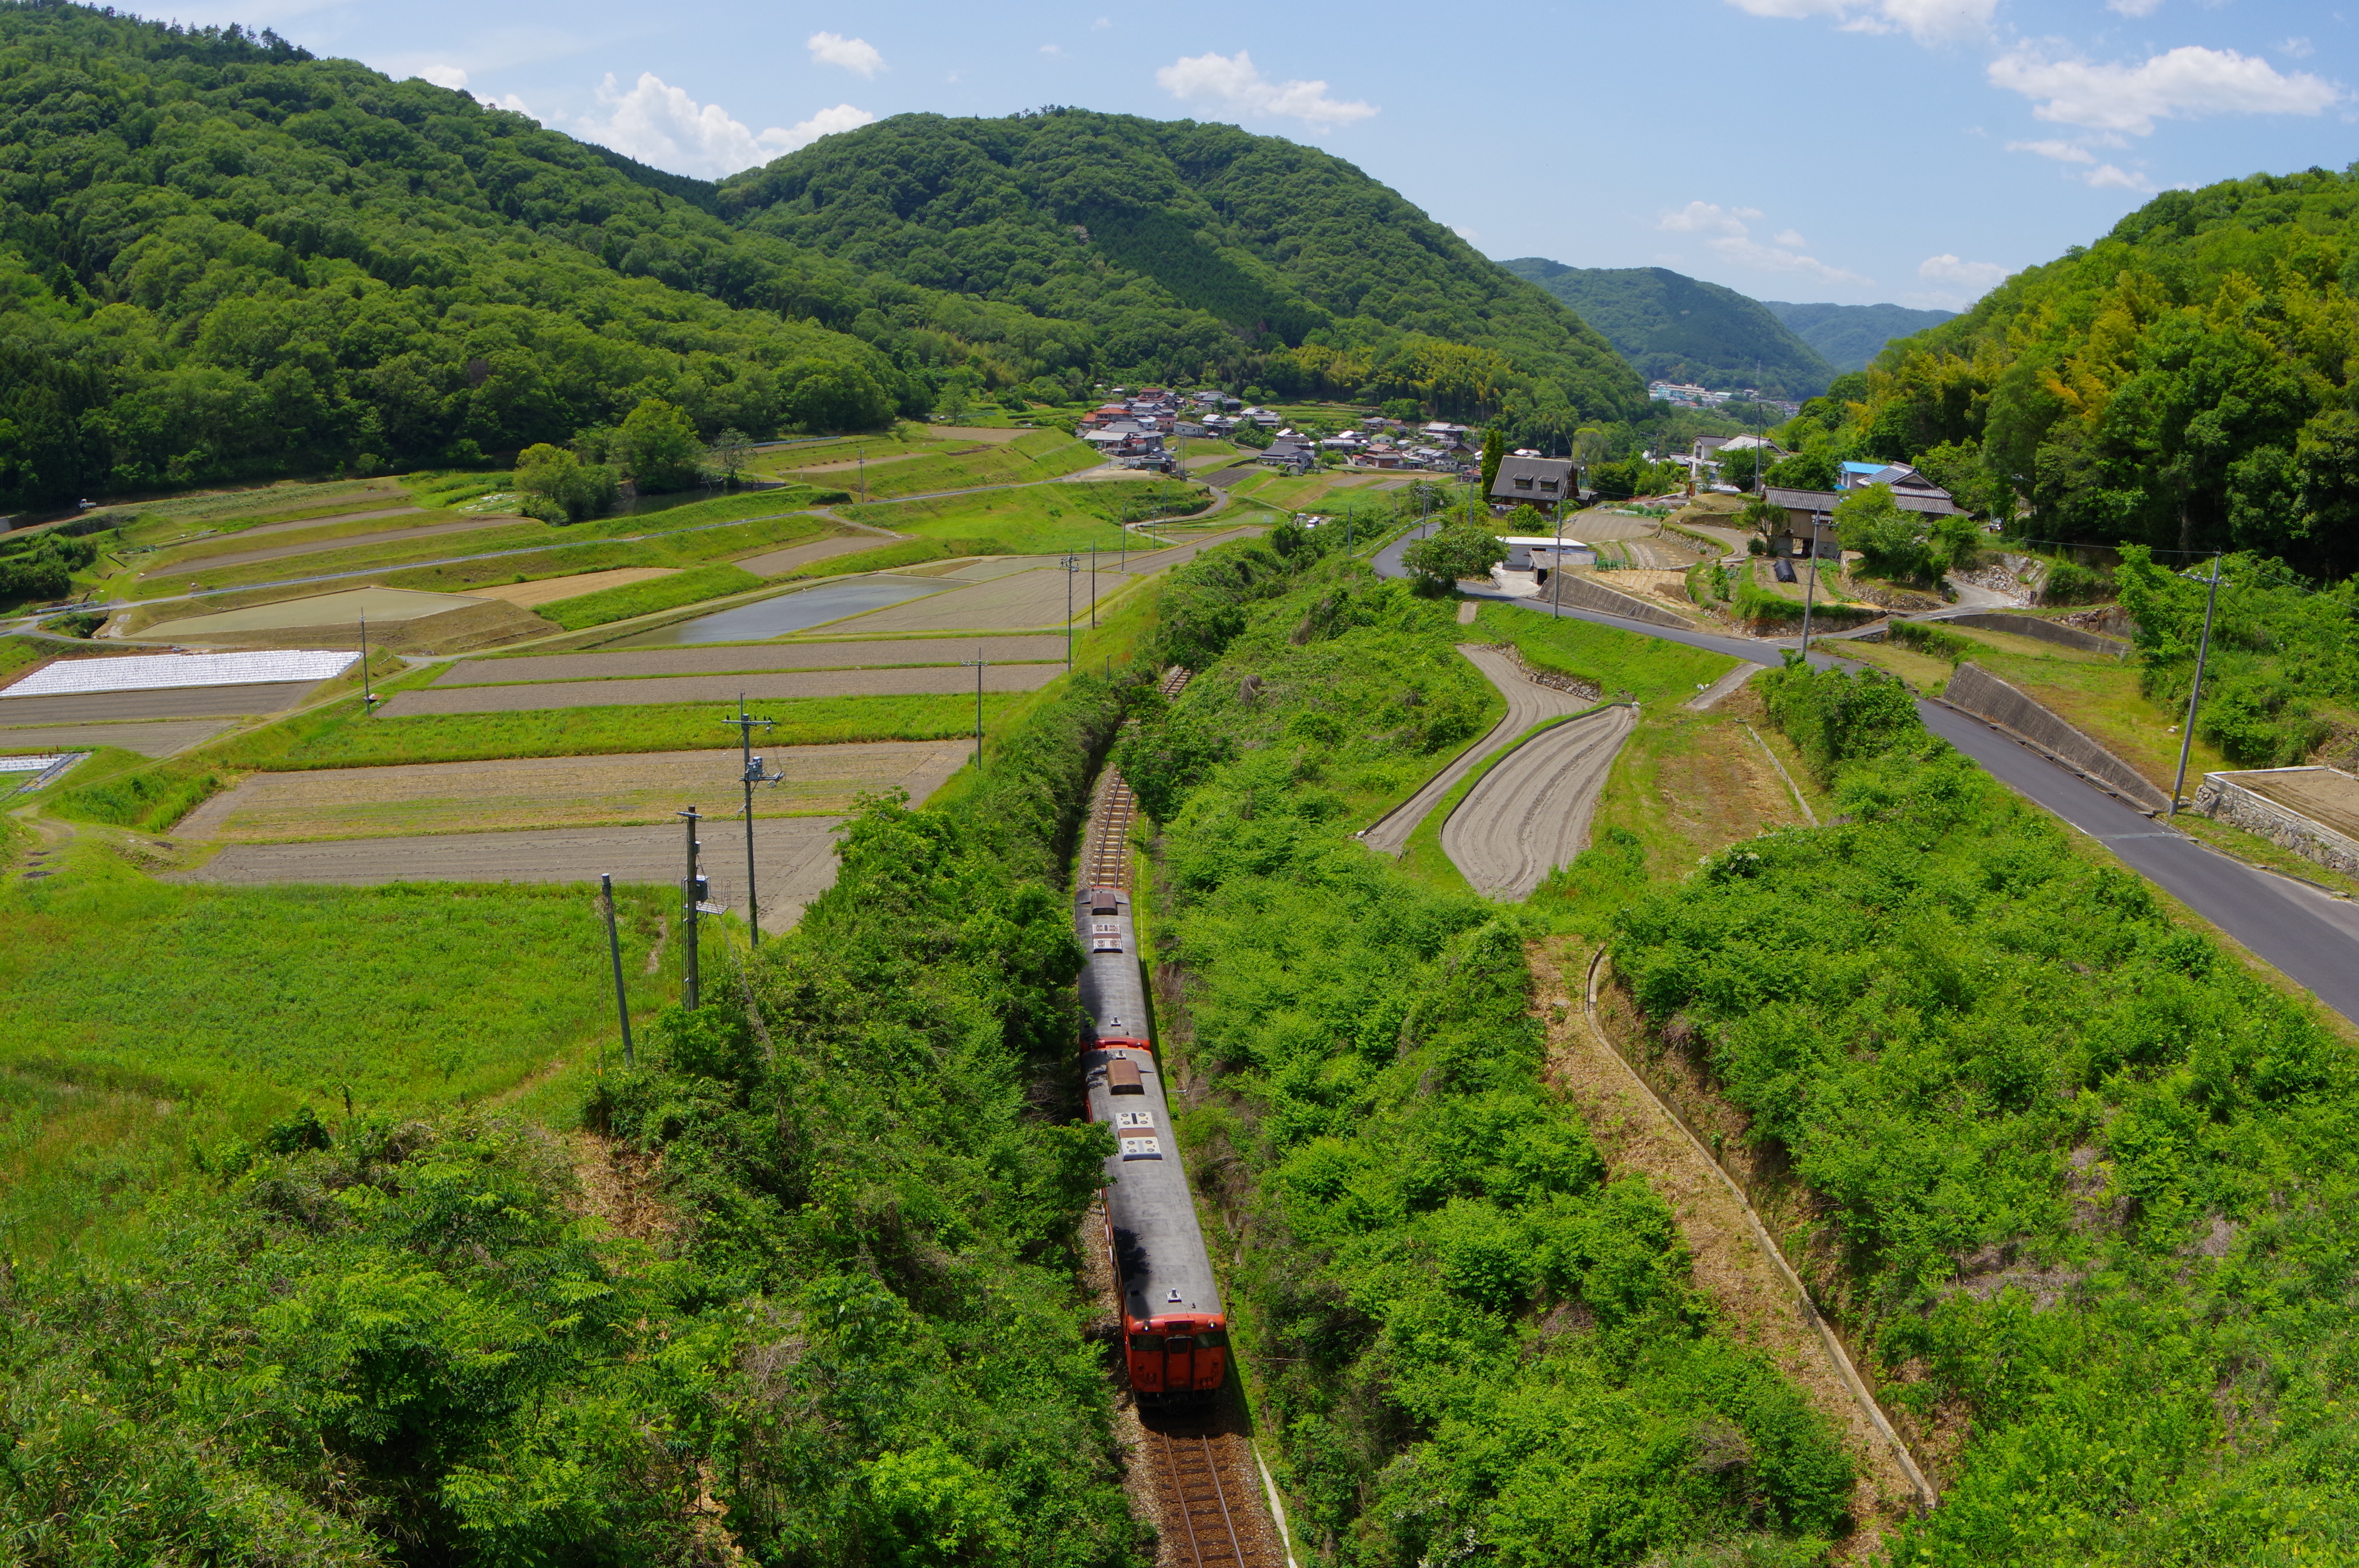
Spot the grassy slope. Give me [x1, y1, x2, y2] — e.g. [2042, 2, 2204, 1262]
[0, 843, 675, 1260]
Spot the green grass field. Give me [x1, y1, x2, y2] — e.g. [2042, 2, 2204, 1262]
[1469, 601, 1738, 702]
[842, 479, 1205, 555]
[540, 564, 762, 630]
[782, 429, 1098, 498]
[255, 690, 1010, 770]
[0, 846, 677, 1260]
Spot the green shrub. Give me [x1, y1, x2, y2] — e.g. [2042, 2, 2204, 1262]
[45, 750, 221, 831]
[1887, 618, 1975, 662]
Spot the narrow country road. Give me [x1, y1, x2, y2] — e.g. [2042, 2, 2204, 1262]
[1441, 704, 1636, 899]
[1372, 526, 2359, 1027]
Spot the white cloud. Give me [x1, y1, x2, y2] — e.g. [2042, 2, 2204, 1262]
[1041, 44, 1062, 56]
[418, 64, 469, 90]
[2085, 162, 2156, 190]
[1659, 201, 1866, 283]
[1450, 223, 1481, 242]
[2007, 137, 2097, 162]
[1657, 200, 1761, 235]
[481, 93, 534, 118]
[2106, 0, 2162, 15]
[1920, 254, 2010, 291]
[1154, 51, 1377, 129]
[2282, 36, 2315, 59]
[805, 32, 884, 78]
[1092, 15, 1112, 27]
[1721, 0, 1995, 45]
[574, 74, 873, 178]
[1990, 45, 2342, 134]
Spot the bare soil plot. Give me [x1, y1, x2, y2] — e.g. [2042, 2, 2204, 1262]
[0, 681, 320, 724]
[438, 635, 1064, 687]
[2239, 769, 2359, 842]
[0, 719, 233, 755]
[144, 587, 486, 638]
[380, 662, 1059, 717]
[731, 534, 879, 576]
[1121, 529, 1259, 574]
[176, 740, 972, 842]
[145, 517, 516, 576]
[1441, 705, 1637, 900]
[176, 817, 847, 933]
[462, 567, 677, 608]
[209, 506, 426, 539]
[821, 568, 1124, 635]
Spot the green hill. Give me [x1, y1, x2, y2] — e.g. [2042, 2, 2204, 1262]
[718, 113, 1643, 436]
[1495, 260, 1833, 399]
[1839, 168, 2357, 574]
[1758, 300, 1955, 373]
[0, 4, 1642, 510]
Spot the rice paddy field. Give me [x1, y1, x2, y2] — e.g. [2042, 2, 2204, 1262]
[175, 739, 974, 841]
[840, 477, 1208, 555]
[772, 428, 1098, 498]
[374, 661, 1060, 718]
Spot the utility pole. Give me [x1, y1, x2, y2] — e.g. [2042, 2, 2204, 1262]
[678, 806, 703, 1009]
[723, 696, 784, 945]
[1799, 517, 1820, 657]
[2169, 555, 2225, 817]
[960, 650, 987, 765]
[600, 873, 634, 1068]
[358, 614, 380, 715]
[1090, 542, 1098, 628]
[1551, 502, 1566, 620]
[857, 445, 866, 505]
[1061, 554, 1080, 670]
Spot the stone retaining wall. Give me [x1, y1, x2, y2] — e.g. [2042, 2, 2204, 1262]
[1943, 662, 2169, 813]
[1488, 642, 1604, 702]
[2194, 769, 2359, 876]
[1550, 571, 1698, 631]
[1943, 612, 2127, 655]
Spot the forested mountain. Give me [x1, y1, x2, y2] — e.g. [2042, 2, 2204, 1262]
[1841, 168, 2359, 573]
[1759, 299, 1956, 373]
[0, 5, 1638, 511]
[717, 113, 1643, 434]
[1497, 259, 1834, 398]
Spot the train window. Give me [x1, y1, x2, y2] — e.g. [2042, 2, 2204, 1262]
[1196, 1328, 1228, 1348]
[1128, 1334, 1164, 1352]
[1092, 904, 1118, 916]
[1163, 1337, 1195, 1353]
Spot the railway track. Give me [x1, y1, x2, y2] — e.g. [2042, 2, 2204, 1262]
[1150, 1421, 1265, 1568]
[1079, 668, 1192, 895]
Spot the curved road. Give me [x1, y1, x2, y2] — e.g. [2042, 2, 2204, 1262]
[1441, 704, 1636, 900]
[1373, 527, 2359, 1027]
[1359, 644, 1601, 855]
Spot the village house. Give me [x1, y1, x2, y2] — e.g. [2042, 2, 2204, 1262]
[1759, 463, 1964, 558]
[1489, 453, 1577, 515]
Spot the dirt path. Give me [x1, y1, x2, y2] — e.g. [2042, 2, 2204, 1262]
[1359, 644, 1599, 855]
[1526, 943, 1932, 1555]
[1439, 704, 1635, 899]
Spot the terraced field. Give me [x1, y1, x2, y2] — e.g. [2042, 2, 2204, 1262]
[176, 740, 973, 841]
[377, 661, 1060, 717]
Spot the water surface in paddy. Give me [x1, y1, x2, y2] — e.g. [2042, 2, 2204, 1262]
[607, 575, 943, 646]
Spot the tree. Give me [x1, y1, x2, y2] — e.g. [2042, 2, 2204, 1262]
[514, 443, 619, 522]
[616, 397, 704, 492]
[1740, 496, 1786, 552]
[1835, 483, 1976, 583]
[704, 427, 754, 490]
[1382, 397, 1421, 422]
[1765, 447, 1838, 491]
[1719, 446, 1765, 492]
[1479, 426, 1507, 503]
[1402, 521, 1508, 593]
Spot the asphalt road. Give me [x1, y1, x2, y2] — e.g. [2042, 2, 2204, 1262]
[1441, 704, 1636, 899]
[1372, 526, 2359, 1026]
[1359, 644, 1600, 855]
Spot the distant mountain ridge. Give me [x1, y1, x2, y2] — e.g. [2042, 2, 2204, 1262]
[1495, 260, 1833, 399]
[1759, 300, 1957, 373]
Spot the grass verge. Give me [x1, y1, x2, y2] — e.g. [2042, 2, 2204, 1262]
[540, 564, 762, 630]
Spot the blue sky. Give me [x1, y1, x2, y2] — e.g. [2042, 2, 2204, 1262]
[177, 0, 2351, 312]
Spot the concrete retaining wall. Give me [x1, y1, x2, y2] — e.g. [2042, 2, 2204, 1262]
[2195, 769, 2359, 876]
[1943, 662, 2170, 813]
[1552, 571, 1699, 631]
[1943, 612, 2128, 656]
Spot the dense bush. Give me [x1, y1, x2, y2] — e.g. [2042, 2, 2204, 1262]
[1122, 561, 1855, 1564]
[1616, 659, 2359, 1561]
[2115, 545, 2342, 767]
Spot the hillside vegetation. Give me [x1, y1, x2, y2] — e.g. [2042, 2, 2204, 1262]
[1501, 260, 1834, 399]
[1844, 168, 2359, 573]
[720, 112, 1643, 437]
[1759, 301, 1954, 374]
